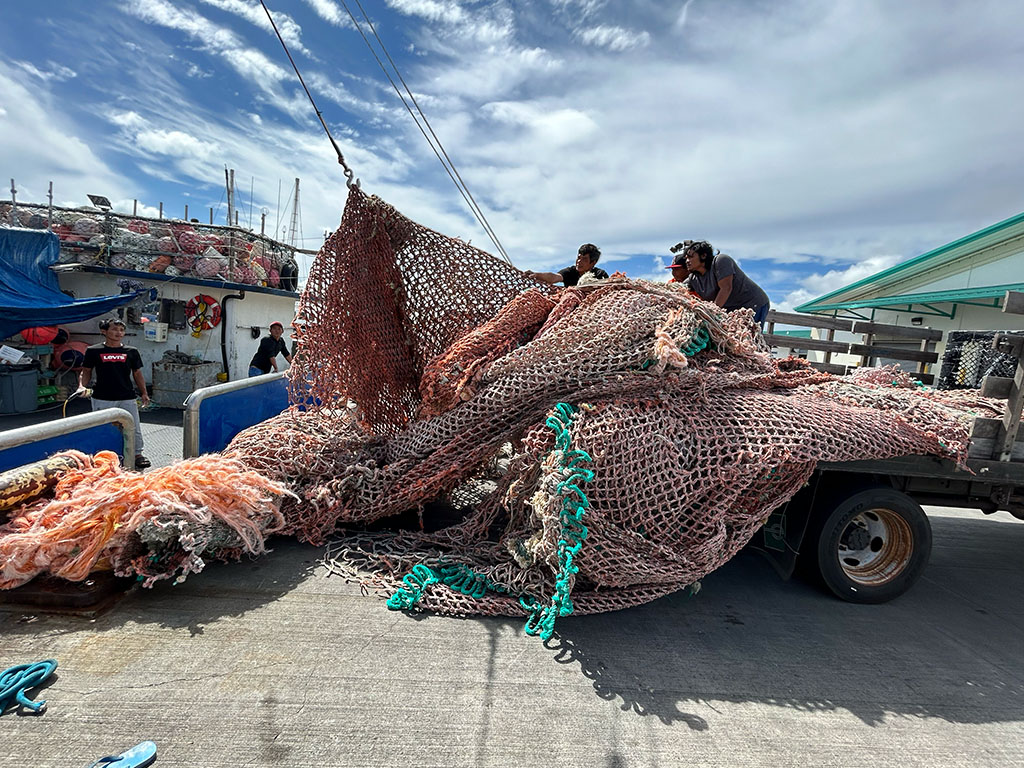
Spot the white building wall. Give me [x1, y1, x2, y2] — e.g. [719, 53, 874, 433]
[901, 251, 1024, 294]
[56, 272, 298, 383]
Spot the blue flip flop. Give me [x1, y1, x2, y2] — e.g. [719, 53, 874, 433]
[87, 741, 157, 768]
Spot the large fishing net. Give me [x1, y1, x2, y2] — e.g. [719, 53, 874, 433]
[221, 186, 990, 638]
[0, 186, 1002, 640]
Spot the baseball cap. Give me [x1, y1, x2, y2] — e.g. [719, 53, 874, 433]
[270, 321, 284, 329]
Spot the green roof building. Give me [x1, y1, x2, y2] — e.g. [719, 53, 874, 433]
[795, 211, 1024, 359]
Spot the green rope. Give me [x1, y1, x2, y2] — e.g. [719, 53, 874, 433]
[386, 561, 510, 611]
[641, 324, 710, 369]
[386, 402, 593, 641]
[386, 563, 440, 610]
[519, 403, 593, 641]
[681, 326, 711, 356]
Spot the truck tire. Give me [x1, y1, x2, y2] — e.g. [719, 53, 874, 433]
[811, 487, 931, 604]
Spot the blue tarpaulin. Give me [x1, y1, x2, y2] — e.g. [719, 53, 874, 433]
[0, 227, 140, 340]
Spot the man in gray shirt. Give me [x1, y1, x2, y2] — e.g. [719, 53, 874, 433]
[682, 241, 770, 326]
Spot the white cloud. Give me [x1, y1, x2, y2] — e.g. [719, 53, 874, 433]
[127, 0, 291, 92]
[13, 61, 77, 82]
[482, 102, 598, 146]
[674, 0, 696, 32]
[303, 0, 351, 27]
[575, 25, 651, 52]
[0, 61, 127, 205]
[198, 0, 313, 57]
[776, 254, 905, 312]
[385, 0, 468, 25]
[134, 129, 217, 160]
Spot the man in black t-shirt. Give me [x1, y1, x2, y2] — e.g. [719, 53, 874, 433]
[77, 318, 152, 469]
[525, 243, 610, 287]
[249, 321, 293, 376]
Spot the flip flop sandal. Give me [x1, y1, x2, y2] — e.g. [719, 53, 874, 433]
[87, 740, 157, 768]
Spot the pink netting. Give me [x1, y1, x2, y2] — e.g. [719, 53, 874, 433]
[222, 186, 982, 625]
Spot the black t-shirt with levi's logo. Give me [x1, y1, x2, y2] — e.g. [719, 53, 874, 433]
[83, 343, 144, 401]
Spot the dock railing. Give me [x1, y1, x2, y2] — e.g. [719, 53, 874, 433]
[183, 372, 290, 458]
[0, 408, 135, 473]
[764, 310, 943, 384]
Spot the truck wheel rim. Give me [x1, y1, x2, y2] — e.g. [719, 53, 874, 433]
[836, 507, 913, 586]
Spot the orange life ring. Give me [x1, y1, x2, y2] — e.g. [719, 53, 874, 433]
[185, 294, 222, 332]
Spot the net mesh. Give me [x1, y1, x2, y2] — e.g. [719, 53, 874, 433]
[222, 186, 985, 633]
[0, 200, 298, 288]
[937, 330, 1023, 390]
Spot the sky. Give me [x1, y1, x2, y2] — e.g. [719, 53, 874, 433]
[2, 0, 1023, 309]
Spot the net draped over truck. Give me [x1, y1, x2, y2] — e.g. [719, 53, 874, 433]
[1, 187, 1000, 638]
[222, 186, 985, 636]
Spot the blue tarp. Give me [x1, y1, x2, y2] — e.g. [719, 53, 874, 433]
[0, 227, 140, 340]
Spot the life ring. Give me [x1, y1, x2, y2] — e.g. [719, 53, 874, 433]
[185, 294, 222, 332]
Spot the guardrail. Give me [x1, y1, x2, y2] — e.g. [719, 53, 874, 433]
[183, 372, 290, 458]
[764, 310, 943, 384]
[0, 407, 136, 473]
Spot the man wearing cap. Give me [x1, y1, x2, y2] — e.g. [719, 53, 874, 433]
[666, 252, 691, 285]
[248, 321, 292, 377]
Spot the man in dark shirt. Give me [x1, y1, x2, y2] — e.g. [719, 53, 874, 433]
[77, 318, 152, 469]
[683, 241, 771, 326]
[249, 321, 293, 376]
[525, 243, 610, 287]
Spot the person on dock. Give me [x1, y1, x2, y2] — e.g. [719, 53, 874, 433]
[249, 321, 292, 377]
[77, 318, 151, 469]
[683, 241, 770, 326]
[525, 243, 610, 286]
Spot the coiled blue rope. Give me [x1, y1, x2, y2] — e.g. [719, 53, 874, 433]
[1, 659, 58, 714]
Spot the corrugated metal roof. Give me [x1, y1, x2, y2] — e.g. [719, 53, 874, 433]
[796, 209, 1024, 313]
[799, 282, 1024, 312]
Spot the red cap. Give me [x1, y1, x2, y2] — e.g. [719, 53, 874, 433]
[270, 321, 284, 329]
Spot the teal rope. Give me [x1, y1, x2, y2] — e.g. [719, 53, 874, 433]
[1, 659, 58, 714]
[386, 402, 593, 643]
[386, 564, 440, 610]
[681, 326, 711, 356]
[519, 403, 593, 641]
[641, 324, 710, 369]
[386, 561, 510, 610]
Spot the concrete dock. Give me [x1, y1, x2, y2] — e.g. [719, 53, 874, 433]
[2, 506, 1021, 767]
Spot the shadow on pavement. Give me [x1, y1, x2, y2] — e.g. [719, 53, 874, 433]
[540, 519, 1024, 729]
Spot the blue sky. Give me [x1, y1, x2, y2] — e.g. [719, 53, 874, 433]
[2, 0, 1023, 308]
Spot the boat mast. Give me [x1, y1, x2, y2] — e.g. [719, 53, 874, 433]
[287, 178, 301, 249]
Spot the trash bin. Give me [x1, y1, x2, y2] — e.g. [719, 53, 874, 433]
[0, 363, 41, 414]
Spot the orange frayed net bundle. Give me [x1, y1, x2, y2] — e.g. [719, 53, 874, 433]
[225, 186, 980, 624]
[0, 450, 293, 589]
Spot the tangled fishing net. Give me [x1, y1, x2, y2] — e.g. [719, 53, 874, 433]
[0, 450, 292, 589]
[0, 186, 997, 640]
[223, 187, 986, 638]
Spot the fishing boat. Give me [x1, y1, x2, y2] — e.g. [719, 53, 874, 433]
[0, 184, 305, 412]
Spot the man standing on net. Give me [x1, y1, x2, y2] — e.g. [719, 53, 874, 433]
[76, 318, 151, 469]
[683, 241, 771, 326]
[249, 321, 293, 377]
[525, 243, 610, 286]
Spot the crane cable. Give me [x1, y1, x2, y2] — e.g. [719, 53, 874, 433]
[339, 0, 510, 264]
[259, 0, 511, 264]
[259, 0, 358, 190]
